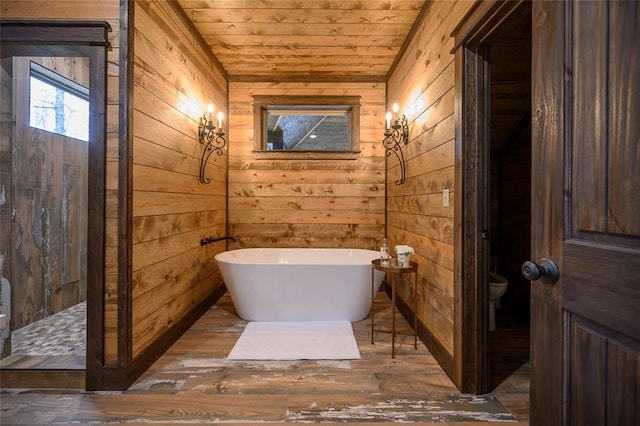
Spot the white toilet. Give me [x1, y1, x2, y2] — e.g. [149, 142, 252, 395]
[489, 272, 508, 331]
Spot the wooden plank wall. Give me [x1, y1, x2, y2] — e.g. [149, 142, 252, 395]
[10, 57, 89, 329]
[227, 82, 386, 250]
[28, 56, 89, 315]
[30, 57, 90, 86]
[0, 0, 121, 364]
[131, 1, 228, 359]
[386, 0, 473, 360]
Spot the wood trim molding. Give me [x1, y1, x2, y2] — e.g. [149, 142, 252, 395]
[252, 151, 362, 161]
[456, 42, 491, 395]
[117, 0, 134, 372]
[228, 74, 386, 83]
[85, 39, 109, 391]
[0, 20, 112, 48]
[450, 0, 525, 394]
[251, 95, 362, 105]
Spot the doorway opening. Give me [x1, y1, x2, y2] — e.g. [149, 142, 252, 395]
[1, 56, 89, 371]
[485, 5, 532, 390]
[0, 20, 109, 389]
[452, 0, 532, 394]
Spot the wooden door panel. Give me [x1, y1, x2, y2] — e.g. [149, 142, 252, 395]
[608, 0, 640, 237]
[568, 316, 607, 426]
[530, 2, 564, 423]
[607, 338, 640, 424]
[532, 0, 640, 424]
[571, 0, 608, 235]
[571, 0, 640, 238]
[563, 1, 640, 423]
[563, 242, 640, 340]
[568, 315, 640, 426]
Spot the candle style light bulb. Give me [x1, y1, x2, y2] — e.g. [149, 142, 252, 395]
[386, 112, 392, 130]
[217, 111, 224, 129]
[207, 104, 214, 122]
[392, 103, 399, 121]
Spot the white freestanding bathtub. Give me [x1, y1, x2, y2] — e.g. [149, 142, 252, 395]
[215, 248, 386, 322]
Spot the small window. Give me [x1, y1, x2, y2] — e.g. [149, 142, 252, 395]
[29, 62, 89, 142]
[253, 96, 360, 160]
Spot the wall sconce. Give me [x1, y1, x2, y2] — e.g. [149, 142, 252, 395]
[198, 104, 226, 184]
[383, 103, 409, 185]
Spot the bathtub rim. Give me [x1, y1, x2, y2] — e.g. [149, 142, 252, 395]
[214, 247, 383, 266]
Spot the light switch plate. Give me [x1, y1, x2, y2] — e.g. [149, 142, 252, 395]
[443, 187, 450, 207]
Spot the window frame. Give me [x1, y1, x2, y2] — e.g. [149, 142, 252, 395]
[29, 61, 90, 142]
[252, 95, 361, 160]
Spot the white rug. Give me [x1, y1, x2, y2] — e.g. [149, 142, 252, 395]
[227, 321, 361, 360]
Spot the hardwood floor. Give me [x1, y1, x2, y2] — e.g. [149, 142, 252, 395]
[488, 308, 531, 422]
[0, 291, 529, 424]
[489, 307, 530, 393]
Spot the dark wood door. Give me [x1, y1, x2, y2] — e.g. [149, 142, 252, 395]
[531, 1, 640, 425]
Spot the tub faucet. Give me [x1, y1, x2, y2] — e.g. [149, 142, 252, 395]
[201, 236, 238, 246]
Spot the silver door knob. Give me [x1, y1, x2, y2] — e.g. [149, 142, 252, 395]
[521, 258, 559, 284]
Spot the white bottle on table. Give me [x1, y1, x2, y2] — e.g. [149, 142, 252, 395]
[380, 238, 390, 266]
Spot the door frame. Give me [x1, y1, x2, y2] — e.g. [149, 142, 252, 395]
[0, 20, 110, 389]
[450, 0, 526, 394]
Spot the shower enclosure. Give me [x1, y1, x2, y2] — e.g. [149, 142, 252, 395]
[0, 55, 88, 367]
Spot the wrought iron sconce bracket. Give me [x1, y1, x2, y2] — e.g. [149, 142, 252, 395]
[382, 114, 409, 185]
[198, 115, 226, 184]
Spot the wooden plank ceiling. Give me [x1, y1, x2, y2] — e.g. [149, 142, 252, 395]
[176, 0, 426, 81]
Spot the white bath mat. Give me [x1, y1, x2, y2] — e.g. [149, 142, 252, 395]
[227, 321, 361, 360]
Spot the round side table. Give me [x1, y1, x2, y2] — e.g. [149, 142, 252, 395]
[370, 258, 418, 358]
